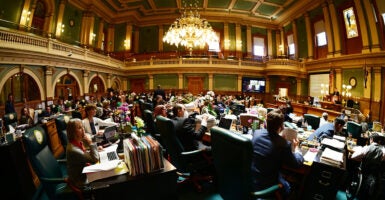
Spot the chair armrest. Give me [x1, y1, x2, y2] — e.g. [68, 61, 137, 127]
[251, 183, 283, 197]
[57, 159, 67, 164]
[39, 177, 67, 184]
[181, 149, 205, 156]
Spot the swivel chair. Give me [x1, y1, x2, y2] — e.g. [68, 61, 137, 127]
[71, 110, 82, 119]
[304, 114, 321, 130]
[22, 126, 82, 200]
[210, 126, 282, 200]
[3, 112, 17, 132]
[156, 115, 212, 192]
[143, 109, 161, 141]
[55, 115, 70, 150]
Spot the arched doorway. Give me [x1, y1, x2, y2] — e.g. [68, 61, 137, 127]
[0, 73, 41, 116]
[111, 79, 120, 91]
[89, 76, 105, 99]
[55, 74, 80, 101]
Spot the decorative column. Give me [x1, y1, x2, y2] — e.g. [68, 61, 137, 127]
[45, 66, 54, 100]
[304, 13, 313, 60]
[280, 28, 286, 56]
[334, 68, 342, 93]
[208, 73, 213, 91]
[107, 74, 112, 89]
[122, 77, 128, 91]
[158, 25, 164, 52]
[224, 23, 229, 58]
[246, 26, 252, 57]
[328, 0, 341, 56]
[265, 77, 270, 94]
[107, 25, 115, 52]
[178, 74, 183, 90]
[97, 20, 104, 50]
[322, 2, 334, 58]
[276, 31, 282, 57]
[134, 26, 139, 53]
[362, 0, 381, 52]
[149, 74, 154, 90]
[235, 24, 242, 58]
[83, 70, 90, 96]
[124, 23, 133, 51]
[373, 67, 381, 102]
[353, 0, 370, 53]
[54, 0, 66, 38]
[296, 78, 302, 96]
[267, 29, 273, 58]
[292, 20, 298, 59]
[237, 75, 242, 92]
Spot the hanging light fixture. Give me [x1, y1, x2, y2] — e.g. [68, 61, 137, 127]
[163, 0, 219, 56]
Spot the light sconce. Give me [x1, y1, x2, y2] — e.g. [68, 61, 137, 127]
[58, 23, 65, 33]
[320, 83, 329, 101]
[342, 84, 352, 97]
[224, 39, 231, 49]
[91, 33, 96, 40]
[21, 10, 31, 25]
[124, 39, 130, 50]
[236, 40, 242, 50]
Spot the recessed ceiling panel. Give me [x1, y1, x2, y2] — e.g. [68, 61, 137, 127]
[233, 1, 256, 11]
[265, 0, 286, 5]
[207, 0, 231, 8]
[153, 0, 177, 8]
[256, 4, 278, 16]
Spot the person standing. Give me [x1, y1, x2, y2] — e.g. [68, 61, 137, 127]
[5, 93, 16, 114]
[153, 85, 166, 102]
[250, 109, 304, 197]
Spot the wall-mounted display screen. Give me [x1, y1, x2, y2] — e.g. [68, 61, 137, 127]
[242, 77, 266, 93]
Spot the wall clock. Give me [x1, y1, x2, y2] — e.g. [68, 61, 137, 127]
[349, 77, 357, 87]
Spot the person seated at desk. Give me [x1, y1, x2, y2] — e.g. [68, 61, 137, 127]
[251, 109, 304, 198]
[350, 133, 385, 200]
[82, 104, 117, 138]
[41, 106, 54, 118]
[171, 103, 210, 151]
[19, 106, 34, 127]
[307, 118, 346, 142]
[319, 112, 329, 127]
[66, 118, 99, 189]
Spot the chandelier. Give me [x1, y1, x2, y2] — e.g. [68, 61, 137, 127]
[162, 0, 218, 55]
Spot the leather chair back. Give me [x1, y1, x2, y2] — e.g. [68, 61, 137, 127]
[156, 115, 186, 170]
[239, 113, 263, 128]
[211, 126, 253, 200]
[347, 121, 362, 139]
[143, 109, 156, 136]
[304, 114, 321, 130]
[55, 115, 70, 150]
[3, 112, 17, 131]
[22, 126, 70, 199]
[72, 110, 82, 119]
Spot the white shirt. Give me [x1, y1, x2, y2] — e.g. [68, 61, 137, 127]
[82, 117, 117, 135]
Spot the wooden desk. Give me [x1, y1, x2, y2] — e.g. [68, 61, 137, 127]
[90, 158, 177, 200]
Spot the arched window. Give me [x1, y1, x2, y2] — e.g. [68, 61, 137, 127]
[55, 74, 80, 101]
[111, 80, 120, 91]
[89, 76, 105, 97]
[0, 73, 40, 105]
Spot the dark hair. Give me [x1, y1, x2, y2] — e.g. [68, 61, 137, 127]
[85, 104, 97, 116]
[266, 109, 284, 134]
[370, 133, 385, 145]
[334, 118, 346, 126]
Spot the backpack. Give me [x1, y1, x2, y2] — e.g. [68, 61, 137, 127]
[346, 144, 384, 200]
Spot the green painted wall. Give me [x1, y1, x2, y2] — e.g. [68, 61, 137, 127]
[272, 30, 277, 56]
[0, 0, 24, 29]
[139, 26, 159, 53]
[296, 16, 308, 59]
[62, 4, 81, 45]
[251, 27, 267, 35]
[154, 74, 178, 89]
[114, 23, 126, 52]
[241, 26, 247, 53]
[342, 68, 364, 97]
[213, 74, 237, 91]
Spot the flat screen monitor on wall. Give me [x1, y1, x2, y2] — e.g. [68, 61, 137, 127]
[242, 77, 266, 93]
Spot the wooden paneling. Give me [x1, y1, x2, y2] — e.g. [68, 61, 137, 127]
[45, 120, 65, 158]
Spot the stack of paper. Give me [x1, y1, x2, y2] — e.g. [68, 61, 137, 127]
[320, 147, 344, 167]
[83, 160, 129, 182]
[123, 135, 164, 176]
[321, 138, 345, 150]
[333, 135, 346, 142]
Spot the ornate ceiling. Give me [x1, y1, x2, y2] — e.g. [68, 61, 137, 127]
[72, 0, 320, 28]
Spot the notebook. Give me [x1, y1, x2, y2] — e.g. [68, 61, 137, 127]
[218, 118, 233, 130]
[99, 143, 119, 163]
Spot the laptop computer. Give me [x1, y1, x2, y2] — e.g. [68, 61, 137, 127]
[102, 126, 119, 144]
[98, 143, 119, 163]
[218, 118, 233, 130]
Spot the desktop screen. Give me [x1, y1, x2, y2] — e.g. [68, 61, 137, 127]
[242, 77, 266, 93]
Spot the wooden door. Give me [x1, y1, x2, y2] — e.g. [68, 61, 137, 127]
[188, 77, 203, 95]
[130, 79, 145, 93]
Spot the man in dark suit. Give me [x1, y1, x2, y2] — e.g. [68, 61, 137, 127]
[250, 109, 304, 197]
[171, 103, 209, 151]
[5, 93, 16, 114]
[153, 85, 166, 101]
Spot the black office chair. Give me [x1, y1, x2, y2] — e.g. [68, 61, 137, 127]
[156, 115, 212, 192]
[143, 109, 161, 141]
[72, 110, 82, 119]
[22, 126, 82, 200]
[3, 112, 17, 132]
[304, 114, 321, 130]
[210, 126, 282, 200]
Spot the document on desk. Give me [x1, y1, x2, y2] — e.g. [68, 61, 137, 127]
[321, 138, 345, 150]
[320, 147, 343, 167]
[82, 160, 128, 182]
[303, 148, 318, 163]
